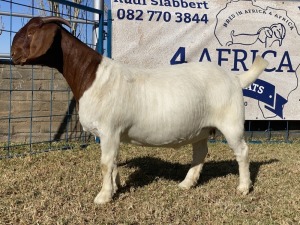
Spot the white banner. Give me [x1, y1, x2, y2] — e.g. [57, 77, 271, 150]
[111, 0, 300, 120]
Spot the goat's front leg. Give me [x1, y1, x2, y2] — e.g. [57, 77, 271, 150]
[113, 165, 121, 194]
[179, 139, 208, 189]
[94, 135, 120, 204]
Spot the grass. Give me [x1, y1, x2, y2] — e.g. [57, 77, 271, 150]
[0, 142, 299, 224]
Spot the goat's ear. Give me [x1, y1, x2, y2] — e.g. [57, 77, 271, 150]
[27, 23, 59, 60]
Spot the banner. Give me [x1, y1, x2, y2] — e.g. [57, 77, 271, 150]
[111, 0, 300, 120]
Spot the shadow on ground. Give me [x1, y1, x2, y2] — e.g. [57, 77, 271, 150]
[117, 157, 279, 194]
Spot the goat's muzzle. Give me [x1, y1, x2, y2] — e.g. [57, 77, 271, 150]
[11, 50, 26, 65]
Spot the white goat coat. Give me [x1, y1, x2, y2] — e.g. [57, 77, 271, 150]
[78, 56, 267, 204]
[79, 57, 245, 147]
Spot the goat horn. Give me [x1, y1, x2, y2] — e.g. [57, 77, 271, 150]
[41, 16, 72, 28]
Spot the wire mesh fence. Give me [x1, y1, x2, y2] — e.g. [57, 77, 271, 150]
[0, 0, 110, 158]
[244, 120, 300, 143]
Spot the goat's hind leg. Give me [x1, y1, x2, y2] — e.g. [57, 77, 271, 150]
[235, 139, 252, 195]
[179, 139, 208, 189]
[220, 126, 252, 195]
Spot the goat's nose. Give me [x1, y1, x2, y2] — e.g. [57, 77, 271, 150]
[11, 51, 15, 57]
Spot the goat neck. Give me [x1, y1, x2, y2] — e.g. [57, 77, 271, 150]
[58, 30, 102, 101]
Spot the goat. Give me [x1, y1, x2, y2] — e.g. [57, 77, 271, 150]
[11, 16, 269, 204]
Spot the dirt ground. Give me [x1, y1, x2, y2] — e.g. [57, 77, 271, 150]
[0, 142, 299, 224]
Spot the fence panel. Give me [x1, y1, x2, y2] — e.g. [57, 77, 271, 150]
[0, 0, 109, 158]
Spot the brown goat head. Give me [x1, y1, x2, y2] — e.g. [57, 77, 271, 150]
[11, 17, 71, 65]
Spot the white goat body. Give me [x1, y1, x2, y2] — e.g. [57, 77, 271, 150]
[79, 57, 266, 147]
[78, 56, 268, 204]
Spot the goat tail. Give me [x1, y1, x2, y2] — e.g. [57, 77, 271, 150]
[238, 56, 269, 88]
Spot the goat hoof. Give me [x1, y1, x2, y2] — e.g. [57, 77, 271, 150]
[237, 185, 250, 195]
[178, 181, 193, 189]
[94, 192, 112, 204]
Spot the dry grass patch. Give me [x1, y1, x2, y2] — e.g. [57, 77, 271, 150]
[0, 142, 299, 224]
